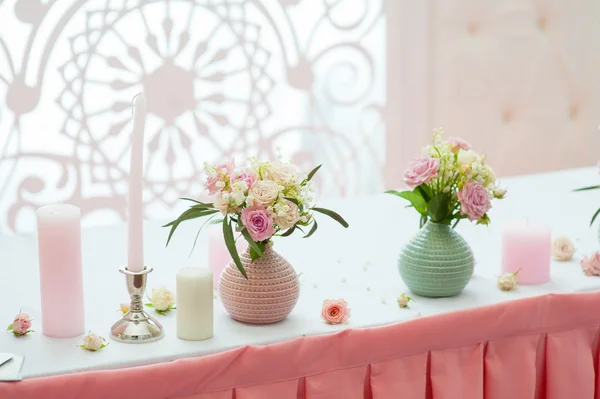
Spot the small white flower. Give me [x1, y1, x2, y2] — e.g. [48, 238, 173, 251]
[497, 272, 518, 291]
[493, 187, 507, 199]
[82, 332, 106, 351]
[397, 293, 413, 308]
[150, 286, 175, 312]
[119, 302, 130, 314]
[215, 181, 225, 189]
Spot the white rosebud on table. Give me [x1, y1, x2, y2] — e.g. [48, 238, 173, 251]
[145, 286, 176, 315]
[81, 332, 107, 351]
[497, 271, 519, 291]
[397, 293, 413, 308]
[551, 236, 576, 261]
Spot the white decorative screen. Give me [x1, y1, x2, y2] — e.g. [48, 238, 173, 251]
[0, 0, 386, 232]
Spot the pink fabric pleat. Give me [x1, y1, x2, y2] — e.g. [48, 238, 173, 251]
[305, 365, 367, 399]
[236, 379, 298, 399]
[484, 334, 539, 399]
[177, 391, 233, 399]
[1, 292, 600, 399]
[430, 343, 484, 399]
[546, 327, 598, 399]
[369, 353, 428, 399]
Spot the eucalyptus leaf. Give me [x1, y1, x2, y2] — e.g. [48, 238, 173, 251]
[574, 186, 600, 192]
[590, 207, 600, 226]
[281, 225, 296, 237]
[284, 197, 300, 206]
[241, 228, 263, 259]
[304, 219, 318, 238]
[312, 207, 349, 228]
[305, 164, 322, 182]
[180, 197, 215, 207]
[223, 218, 247, 278]
[164, 208, 219, 246]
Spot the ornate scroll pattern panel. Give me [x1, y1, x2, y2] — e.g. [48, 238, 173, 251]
[0, 0, 385, 232]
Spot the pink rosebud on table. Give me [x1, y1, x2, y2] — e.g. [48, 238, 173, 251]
[581, 252, 600, 276]
[7, 312, 33, 336]
[321, 299, 350, 325]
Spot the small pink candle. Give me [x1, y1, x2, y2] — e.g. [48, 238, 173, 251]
[37, 204, 85, 337]
[208, 228, 245, 288]
[501, 221, 551, 285]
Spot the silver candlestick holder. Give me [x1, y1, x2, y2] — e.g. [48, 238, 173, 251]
[110, 266, 164, 343]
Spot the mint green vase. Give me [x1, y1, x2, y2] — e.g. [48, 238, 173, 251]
[399, 222, 474, 297]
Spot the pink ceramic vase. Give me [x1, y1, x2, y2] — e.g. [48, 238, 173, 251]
[219, 245, 300, 324]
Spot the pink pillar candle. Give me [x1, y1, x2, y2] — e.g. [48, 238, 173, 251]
[37, 204, 85, 337]
[208, 228, 245, 289]
[501, 221, 551, 285]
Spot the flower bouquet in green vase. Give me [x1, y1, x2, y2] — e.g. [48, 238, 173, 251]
[386, 128, 506, 297]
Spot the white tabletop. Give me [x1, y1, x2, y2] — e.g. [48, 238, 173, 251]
[1, 167, 599, 379]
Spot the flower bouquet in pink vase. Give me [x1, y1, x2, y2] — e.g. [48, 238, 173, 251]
[165, 159, 348, 324]
[574, 162, 600, 244]
[386, 128, 506, 297]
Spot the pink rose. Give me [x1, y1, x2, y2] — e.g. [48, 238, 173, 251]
[241, 205, 276, 242]
[581, 252, 600, 276]
[402, 157, 440, 189]
[457, 180, 491, 221]
[233, 169, 258, 189]
[448, 137, 471, 151]
[205, 161, 235, 194]
[12, 313, 31, 335]
[321, 299, 350, 325]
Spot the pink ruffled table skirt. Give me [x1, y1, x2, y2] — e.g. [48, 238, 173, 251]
[3, 290, 599, 399]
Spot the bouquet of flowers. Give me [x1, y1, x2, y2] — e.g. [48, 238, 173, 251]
[387, 128, 506, 228]
[574, 163, 600, 226]
[165, 159, 348, 277]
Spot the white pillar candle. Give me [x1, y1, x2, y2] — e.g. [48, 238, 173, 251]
[37, 204, 85, 337]
[127, 93, 147, 272]
[176, 267, 213, 341]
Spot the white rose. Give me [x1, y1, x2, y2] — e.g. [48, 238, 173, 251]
[273, 200, 300, 229]
[457, 149, 479, 166]
[83, 332, 104, 351]
[493, 187, 507, 199]
[497, 272, 518, 291]
[151, 286, 175, 311]
[261, 162, 298, 185]
[249, 180, 280, 207]
[551, 236, 576, 261]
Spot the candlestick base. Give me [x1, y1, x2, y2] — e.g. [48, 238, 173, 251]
[110, 266, 164, 343]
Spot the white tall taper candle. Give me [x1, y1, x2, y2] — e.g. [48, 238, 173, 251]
[128, 93, 146, 272]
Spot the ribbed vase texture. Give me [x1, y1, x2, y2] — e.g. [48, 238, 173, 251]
[399, 222, 474, 297]
[219, 246, 300, 324]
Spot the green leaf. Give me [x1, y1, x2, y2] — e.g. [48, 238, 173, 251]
[305, 164, 322, 182]
[304, 219, 318, 238]
[312, 207, 349, 228]
[223, 217, 247, 278]
[386, 190, 427, 215]
[7, 324, 12, 331]
[427, 192, 452, 223]
[190, 213, 219, 255]
[574, 186, 600, 192]
[180, 198, 215, 208]
[164, 208, 219, 246]
[590, 208, 600, 226]
[241, 228, 264, 259]
[419, 215, 428, 228]
[280, 225, 297, 237]
[415, 184, 433, 202]
[144, 303, 153, 307]
[250, 242, 266, 261]
[284, 197, 300, 206]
